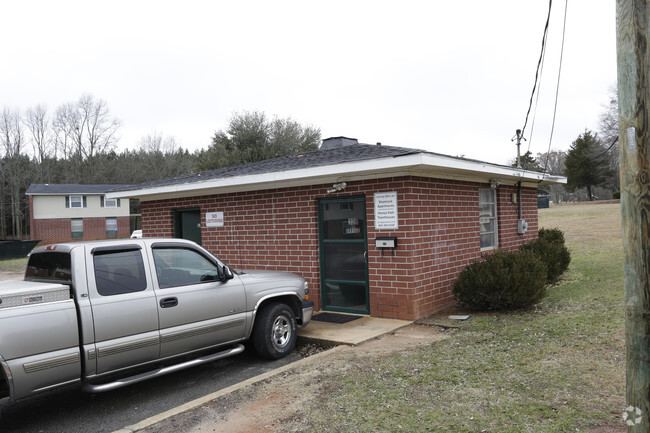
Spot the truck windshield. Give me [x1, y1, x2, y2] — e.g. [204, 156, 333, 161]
[25, 252, 72, 283]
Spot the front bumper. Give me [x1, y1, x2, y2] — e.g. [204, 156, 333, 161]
[301, 299, 314, 327]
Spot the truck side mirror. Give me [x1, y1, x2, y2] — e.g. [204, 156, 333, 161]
[221, 265, 234, 282]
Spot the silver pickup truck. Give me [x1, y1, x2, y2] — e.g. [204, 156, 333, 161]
[0, 238, 313, 405]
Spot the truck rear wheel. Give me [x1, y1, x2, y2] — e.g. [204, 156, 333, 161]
[252, 302, 297, 359]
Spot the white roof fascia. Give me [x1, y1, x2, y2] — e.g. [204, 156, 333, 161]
[107, 152, 567, 200]
[26, 192, 105, 196]
[417, 153, 567, 184]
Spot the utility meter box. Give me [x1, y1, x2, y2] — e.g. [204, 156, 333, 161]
[517, 219, 528, 235]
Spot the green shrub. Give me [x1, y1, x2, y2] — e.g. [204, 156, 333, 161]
[538, 227, 565, 244]
[521, 229, 571, 283]
[452, 249, 548, 311]
[613, 191, 620, 199]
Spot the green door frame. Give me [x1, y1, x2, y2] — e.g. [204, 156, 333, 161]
[173, 208, 202, 245]
[317, 195, 369, 314]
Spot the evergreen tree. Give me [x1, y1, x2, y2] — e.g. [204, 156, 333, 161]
[564, 130, 613, 201]
[196, 111, 320, 171]
[511, 150, 542, 171]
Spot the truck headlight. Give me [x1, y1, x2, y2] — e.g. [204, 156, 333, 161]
[304, 281, 309, 300]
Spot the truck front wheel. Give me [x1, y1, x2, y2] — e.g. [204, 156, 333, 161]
[252, 302, 297, 359]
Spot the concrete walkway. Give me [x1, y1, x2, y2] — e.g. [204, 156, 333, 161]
[298, 312, 412, 346]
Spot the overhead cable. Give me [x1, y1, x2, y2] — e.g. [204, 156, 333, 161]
[520, 0, 553, 140]
[593, 136, 619, 158]
[541, 0, 569, 176]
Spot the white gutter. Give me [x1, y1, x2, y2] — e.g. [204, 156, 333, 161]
[107, 152, 566, 201]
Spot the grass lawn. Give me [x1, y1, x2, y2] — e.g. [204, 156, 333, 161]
[0, 257, 28, 274]
[303, 203, 625, 432]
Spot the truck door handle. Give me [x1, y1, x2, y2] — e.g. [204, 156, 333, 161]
[160, 297, 178, 308]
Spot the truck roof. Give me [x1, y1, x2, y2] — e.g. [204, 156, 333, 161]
[30, 238, 200, 255]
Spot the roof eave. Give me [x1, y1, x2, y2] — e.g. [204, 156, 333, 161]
[107, 153, 567, 201]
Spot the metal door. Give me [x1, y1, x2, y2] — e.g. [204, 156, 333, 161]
[87, 246, 160, 375]
[150, 245, 247, 358]
[174, 209, 202, 245]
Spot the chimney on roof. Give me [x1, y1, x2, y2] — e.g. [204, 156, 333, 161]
[320, 136, 358, 150]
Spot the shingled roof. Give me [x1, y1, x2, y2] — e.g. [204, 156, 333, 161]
[26, 184, 134, 195]
[112, 143, 456, 192]
[107, 141, 565, 201]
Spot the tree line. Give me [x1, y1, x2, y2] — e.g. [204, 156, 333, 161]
[1, 89, 619, 239]
[0, 95, 321, 239]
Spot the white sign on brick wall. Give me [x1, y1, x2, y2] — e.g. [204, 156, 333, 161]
[205, 211, 224, 227]
[374, 192, 398, 229]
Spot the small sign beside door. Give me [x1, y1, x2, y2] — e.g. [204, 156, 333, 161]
[205, 211, 224, 227]
[374, 192, 398, 229]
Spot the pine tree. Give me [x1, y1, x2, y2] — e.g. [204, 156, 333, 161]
[564, 130, 613, 201]
[195, 111, 320, 171]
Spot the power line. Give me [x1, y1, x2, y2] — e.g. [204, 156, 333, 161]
[520, 0, 553, 140]
[593, 135, 619, 158]
[541, 0, 569, 176]
[525, 43, 547, 154]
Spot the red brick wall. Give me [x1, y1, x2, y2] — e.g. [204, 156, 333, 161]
[31, 216, 131, 244]
[141, 176, 539, 320]
[29, 196, 36, 240]
[497, 185, 539, 250]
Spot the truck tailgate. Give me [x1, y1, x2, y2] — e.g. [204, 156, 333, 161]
[0, 280, 80, 401]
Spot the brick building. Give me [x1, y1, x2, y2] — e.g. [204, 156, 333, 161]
[26, 184, 133, 243]
[109, 138, 565, 320]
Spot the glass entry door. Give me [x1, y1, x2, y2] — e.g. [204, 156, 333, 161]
[318, 196, 369, 314]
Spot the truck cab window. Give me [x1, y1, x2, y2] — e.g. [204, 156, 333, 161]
[94, 250, 147, 296]
[153, 248, 221, 288]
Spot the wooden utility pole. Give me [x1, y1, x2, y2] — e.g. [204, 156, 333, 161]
[512, 129, 525, 168]
[617, 0, 650, 431]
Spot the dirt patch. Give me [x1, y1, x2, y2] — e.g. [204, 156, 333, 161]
[586, 426, 626, 433]
[0, 271, 24, 281]
[140, 324, 447, 433]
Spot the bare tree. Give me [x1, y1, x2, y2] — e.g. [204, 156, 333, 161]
[0, 108, 27, 238]
[598, 85, 620, 191]
[78, 94, 120, 160]
[599, 85, 619, 143]
[53, 102, 81, 159]
[139, 131, 179, 154]
[537, 149, 567, 175]
[24, 104, 52, 164]
[0, 108, 23, 158]
[537, 150, 568, 203]
[137, 132, 194, 182]
[52, 94, 121, 182]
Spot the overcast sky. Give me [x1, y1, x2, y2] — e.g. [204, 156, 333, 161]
[2, 0, 616, 166]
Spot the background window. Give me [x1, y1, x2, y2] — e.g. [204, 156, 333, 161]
[106, 217, 117, 237]
[101, 196, 119, 208]
[71, 218, 83, 239]
[479, 189, 498, 249]
[69, 195, 83, 208]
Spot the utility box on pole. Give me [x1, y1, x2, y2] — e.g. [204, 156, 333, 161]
[617, 0, 650, 431]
